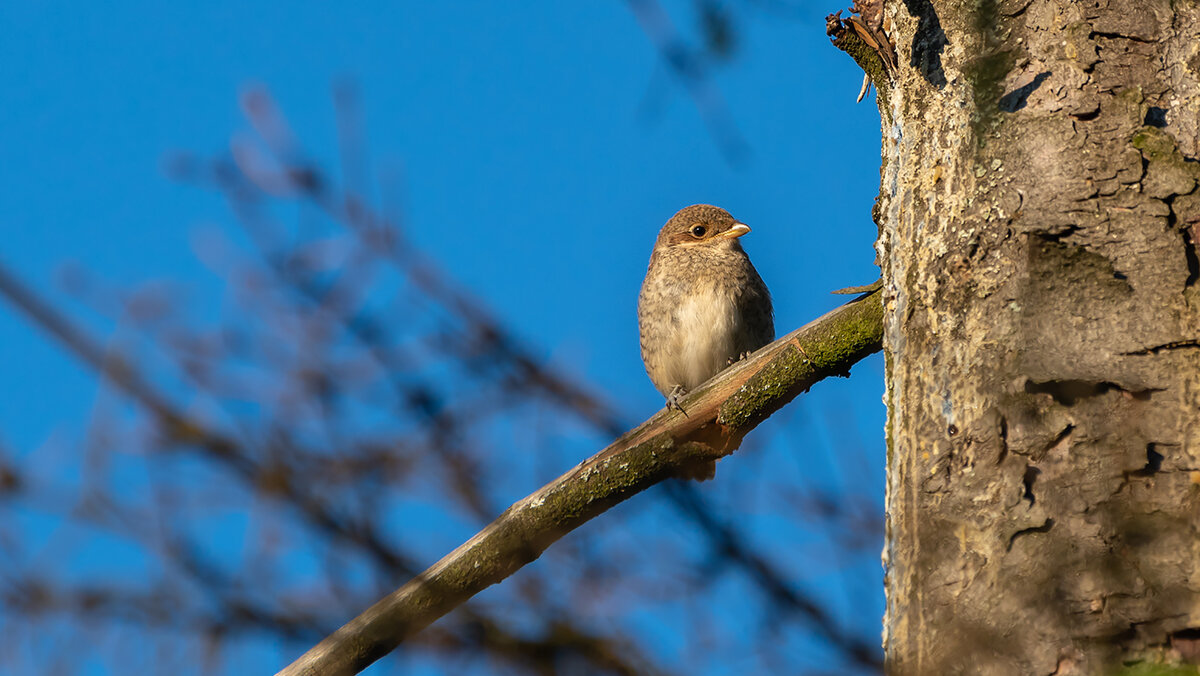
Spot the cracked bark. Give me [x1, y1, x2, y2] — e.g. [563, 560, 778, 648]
[876, 0, 1200, 673]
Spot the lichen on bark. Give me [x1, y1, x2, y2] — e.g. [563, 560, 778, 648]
[872, 0, 1200, 673]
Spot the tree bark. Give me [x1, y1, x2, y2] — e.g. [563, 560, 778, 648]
[879, 0, 1200, 673]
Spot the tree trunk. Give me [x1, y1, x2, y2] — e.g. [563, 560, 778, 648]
[879, 1, 1200, 673]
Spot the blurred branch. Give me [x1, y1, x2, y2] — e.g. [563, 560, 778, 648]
[665, 481, 880, 668]
[624, 0, 749, 162]
[0, 261, 663, 676]
[4, 575, 647, 676]
[278, 286, 884, 676]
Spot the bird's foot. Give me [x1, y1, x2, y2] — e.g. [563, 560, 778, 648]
[727, 351, 754, 366]
[665, 385, 689, 416]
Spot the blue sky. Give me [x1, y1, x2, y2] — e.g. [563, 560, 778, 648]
[0, 2, 885, 673]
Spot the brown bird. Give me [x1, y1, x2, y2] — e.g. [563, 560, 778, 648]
[638, 204, 774, 412]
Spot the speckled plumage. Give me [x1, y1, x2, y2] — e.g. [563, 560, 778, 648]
[638, 204, 774, 409]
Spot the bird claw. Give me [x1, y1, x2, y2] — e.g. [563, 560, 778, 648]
[726, 351, 753, 366]
[665, 386, 689, 416]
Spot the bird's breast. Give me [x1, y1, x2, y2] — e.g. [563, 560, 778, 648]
[637, 270, 744, 395]
[670, 285, 739, 388]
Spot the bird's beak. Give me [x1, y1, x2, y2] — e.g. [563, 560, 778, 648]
[717, 223, 751, 240]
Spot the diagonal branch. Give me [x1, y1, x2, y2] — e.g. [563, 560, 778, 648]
[196, 106, 883, 661]
[278, 285, 885, 676]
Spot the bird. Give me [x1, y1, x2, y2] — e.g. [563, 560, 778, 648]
[638, 204, 774, 412]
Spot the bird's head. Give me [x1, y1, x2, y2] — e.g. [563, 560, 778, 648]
[654, 204, 750, 253]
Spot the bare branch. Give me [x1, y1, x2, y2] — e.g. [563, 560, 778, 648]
[191, 96, 880, 654]
[278, 286, 884, 676]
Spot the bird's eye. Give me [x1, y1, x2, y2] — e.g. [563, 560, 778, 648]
[690, 225, 707, 238]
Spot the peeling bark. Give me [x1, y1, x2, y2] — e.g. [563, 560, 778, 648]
[877, 0, 1200, 673]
